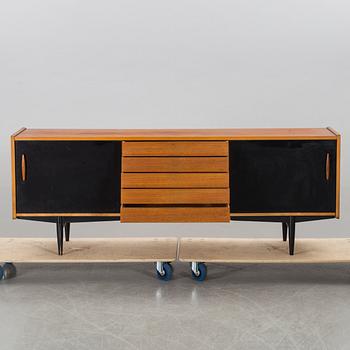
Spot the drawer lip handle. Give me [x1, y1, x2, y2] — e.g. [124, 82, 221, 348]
[21, 154, 26, 181]
[326, 153, 330, 181]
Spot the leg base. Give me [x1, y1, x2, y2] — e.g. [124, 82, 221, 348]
[288, 217, 296, 255]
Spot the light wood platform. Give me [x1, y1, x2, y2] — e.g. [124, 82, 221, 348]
[179, 238, 350, 263]
[0, 238, 178, 263]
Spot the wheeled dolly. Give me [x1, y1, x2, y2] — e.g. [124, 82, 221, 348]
[179, 238, 350, 281]
[0, 238, 177, 282]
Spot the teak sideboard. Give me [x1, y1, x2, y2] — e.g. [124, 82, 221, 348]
[11, 128, 341, 256]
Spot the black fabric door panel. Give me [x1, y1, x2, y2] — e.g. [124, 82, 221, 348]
[229, 140, 336, 213]
[15, 141, 121, 213]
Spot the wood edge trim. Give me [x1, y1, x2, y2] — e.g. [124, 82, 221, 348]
[326, 128, 341, 218]
[120, 204, 230, 208]
[230, 212, 336, 217]
[11, 127, 27, 219]
[11, 127, 27, 139]
[16, 213, 120, 217]
[122, 140, 229, 143]
[13, 136, 339, 141]
[11, 136, 17, 219]
[336, 134, 341, 218]
[327, 127, 340, 136]
[17, 211, 334, 218]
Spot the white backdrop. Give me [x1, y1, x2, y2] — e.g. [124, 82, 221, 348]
[0, 0, 348, 238]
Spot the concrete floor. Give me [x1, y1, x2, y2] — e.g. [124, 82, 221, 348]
[1, 263, 350, 350]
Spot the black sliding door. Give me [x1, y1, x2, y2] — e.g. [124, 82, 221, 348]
[15, 141, 121, 214]
[229, 140, 337, 213]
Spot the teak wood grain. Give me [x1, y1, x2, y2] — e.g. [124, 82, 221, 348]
[336, 134, 341, 218]
[121, 188, 229, 204]
[122, 157, 229, 173]
[121, 173, 229, 188]
[14, 128, 337, 140]
[11, 128, 27, 219]
[122, 141, 228, 156]
[120, 206, 230, 222]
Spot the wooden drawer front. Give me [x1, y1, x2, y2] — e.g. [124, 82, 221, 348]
[121, 140, 230, 222]
[121, 206, 230, 223]
[122, 141, 228, 156]
[122, 189, 229, 204]
[121, 173, 229, 188]
[122, 157, 228, 173]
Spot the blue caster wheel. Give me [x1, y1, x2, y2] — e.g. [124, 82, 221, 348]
[191, 262, 207, 282]
[3, 263, 16, 280]
[0, 265, 3, 280]
[156, 262, 173, 281]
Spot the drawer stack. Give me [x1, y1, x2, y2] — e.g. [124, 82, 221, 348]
[120, 141, 230, 222]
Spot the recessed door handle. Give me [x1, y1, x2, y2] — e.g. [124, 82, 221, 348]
[325, 153, 330, 181]
[21, 154, 26, 181]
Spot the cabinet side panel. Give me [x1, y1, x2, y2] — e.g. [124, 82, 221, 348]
[336, 135, 341, 218]
[11, 137, 17, 219]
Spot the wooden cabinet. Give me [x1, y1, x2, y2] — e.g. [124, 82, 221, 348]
[11, 127, 341, 255]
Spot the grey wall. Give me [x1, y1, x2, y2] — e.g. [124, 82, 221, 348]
[0, 0, 349, 238]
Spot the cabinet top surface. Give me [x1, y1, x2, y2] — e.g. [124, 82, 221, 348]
[13, 128, 338, 140]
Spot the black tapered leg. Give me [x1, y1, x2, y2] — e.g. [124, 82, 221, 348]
[288, 216, 296, 255]
[282, 222, 288, 241]
[56, 217, 64, 255]
[65, 223, 70, 242]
